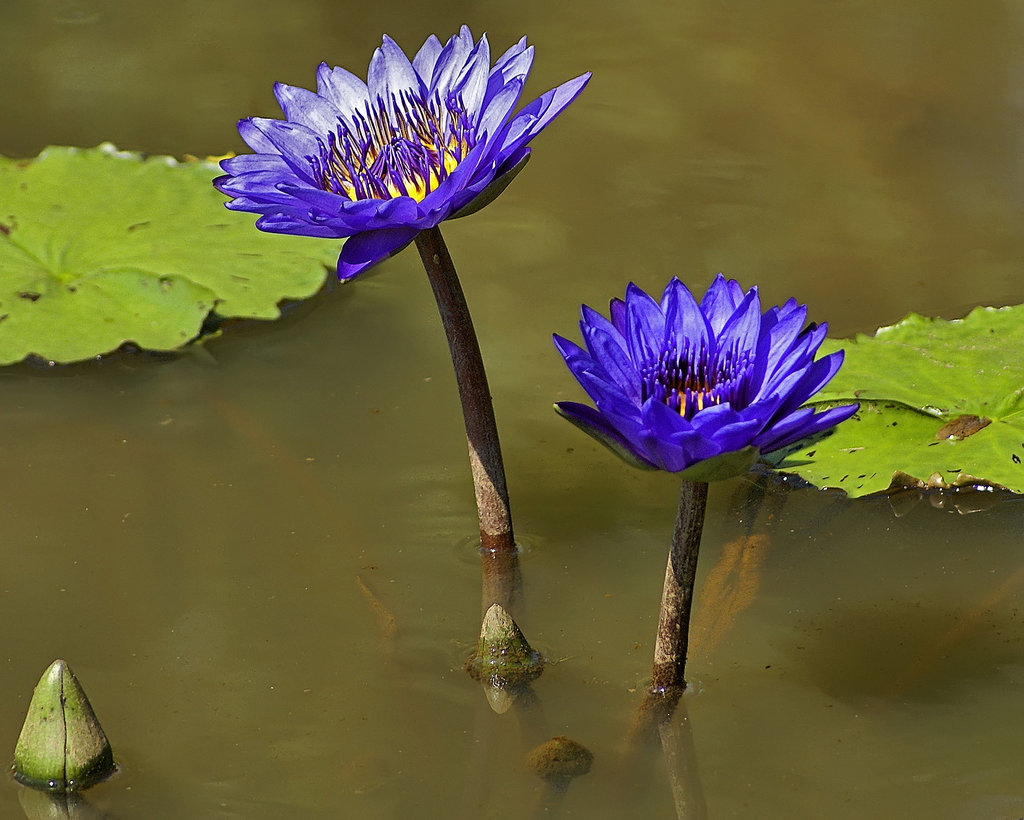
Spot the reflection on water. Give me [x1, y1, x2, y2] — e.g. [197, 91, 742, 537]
[18, 787, 112, 820]
[1, 1, 1024, 817]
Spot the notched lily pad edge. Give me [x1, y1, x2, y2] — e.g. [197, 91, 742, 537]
[8, 271, 339, 370]
[198, 263, 339, 334]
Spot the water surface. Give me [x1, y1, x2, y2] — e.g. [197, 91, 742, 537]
[1, 1, 1023, 817]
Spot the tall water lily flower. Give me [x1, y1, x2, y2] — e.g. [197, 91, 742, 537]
[216, 29, 588, 595]
[215, 27, 590, 280]
[554, 274, 858, 479]
[554, 274, 857, 708]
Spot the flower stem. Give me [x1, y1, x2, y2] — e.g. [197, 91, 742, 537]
[414, 226, 516, 556]
[651, 480, 709, 698]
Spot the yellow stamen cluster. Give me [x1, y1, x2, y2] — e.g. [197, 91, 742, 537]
[316, 91, 472, 203]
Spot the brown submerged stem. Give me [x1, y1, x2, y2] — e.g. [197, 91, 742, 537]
[415, 226, 516, 557]
[651, 480, 709, 700]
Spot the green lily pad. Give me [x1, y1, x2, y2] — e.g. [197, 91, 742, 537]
[0, 144, 335, 364]
[768, 305, 1024, 496]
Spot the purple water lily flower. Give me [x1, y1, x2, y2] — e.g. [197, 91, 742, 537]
[214, 27, 590, 280]
[553, 275, 858, 478]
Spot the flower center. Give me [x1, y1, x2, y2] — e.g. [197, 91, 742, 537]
[311, 89, 474, 202]
[642, 341, 752, 420]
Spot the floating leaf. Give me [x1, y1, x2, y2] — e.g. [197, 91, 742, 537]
[768, 306, 1024, 496]
[0, 144, 335, 364]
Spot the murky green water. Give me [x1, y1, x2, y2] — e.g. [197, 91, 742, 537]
[2, 1, 1024, 817]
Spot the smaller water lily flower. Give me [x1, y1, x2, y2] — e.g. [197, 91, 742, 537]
[215, 27, 590, 280]
[553, 274, 858, 480]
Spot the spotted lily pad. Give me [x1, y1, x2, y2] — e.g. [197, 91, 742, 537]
[0, 144, 335, 364]
[767, 305, 1024, 496]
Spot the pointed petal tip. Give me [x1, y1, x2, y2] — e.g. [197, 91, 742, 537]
[624, 281, 648, 300]
[554, 402, 658, 471]
[552, 333, 588, 365]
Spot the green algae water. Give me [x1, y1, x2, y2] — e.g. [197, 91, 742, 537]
[1, 1, 1023, 816]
